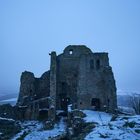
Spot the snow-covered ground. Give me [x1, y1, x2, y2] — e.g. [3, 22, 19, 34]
[11, 121, 43, 140]
[83, 110, 112, 125]
[12, 118, 66, 140]
[0, 117, 15, 121]
[11, 110, 140, 140]
[83, 110, 140, 140]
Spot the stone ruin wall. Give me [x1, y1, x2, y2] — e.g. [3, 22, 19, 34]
[17, 71, 51, 120]
[16, 45, 117, 120]
[77, 53, 117, 112]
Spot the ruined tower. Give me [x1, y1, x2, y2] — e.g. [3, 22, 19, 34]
[17, 45, 117, 120]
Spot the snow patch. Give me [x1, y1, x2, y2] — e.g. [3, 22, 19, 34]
[24, 118, 66, 140]
[0, 117, 15, 121]
[118, 106, 136, 115]
[68, 104, 72, 112]
[83, 110, 112, 125]
[84, 110, 140, 140]
[0, 98, 17, 105]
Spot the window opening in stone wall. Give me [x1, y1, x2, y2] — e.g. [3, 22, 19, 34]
[90, 59, 94, 69]
[96, 59, 100, 70]
[69, 50, 73, 55]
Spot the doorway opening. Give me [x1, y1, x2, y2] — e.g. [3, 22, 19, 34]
[38, 109, 48, 120]
[60, 97, 71, 112]
[91, 98, 100, 110]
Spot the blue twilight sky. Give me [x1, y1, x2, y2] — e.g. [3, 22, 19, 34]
[0, 0, 140, 95]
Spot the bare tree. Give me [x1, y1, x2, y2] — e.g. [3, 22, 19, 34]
[130, 93, 140, 114]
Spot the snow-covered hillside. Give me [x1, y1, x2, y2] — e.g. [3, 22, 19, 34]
[0, 91, 140, 140]
[6, 110, 140, 140]
[0, 93, 17, 106]
[0, 98, 17, 106]
[84, 110, 140, 140]
[12, 118, 66, 140]
[117, 90, 140, 114]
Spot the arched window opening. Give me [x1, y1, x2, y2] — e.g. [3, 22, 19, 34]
[90, 59, 94, 69]
[69, 49, 73, 55]
[96, 59, 100, 70]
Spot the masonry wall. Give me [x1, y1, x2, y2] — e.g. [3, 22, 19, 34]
[17, 71, 50, 120]
[77, 53, 117, 112]
[17, 45, 117, 120]
[56, 45, 92, 110]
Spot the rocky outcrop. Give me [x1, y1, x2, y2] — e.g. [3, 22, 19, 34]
[0, 118, 21, 140]
[0, 104, 17, 119]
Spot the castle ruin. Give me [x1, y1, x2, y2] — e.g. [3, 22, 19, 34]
[17, 45, 117, 120]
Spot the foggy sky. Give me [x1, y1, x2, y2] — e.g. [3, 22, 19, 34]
[0, 0, 140, 95]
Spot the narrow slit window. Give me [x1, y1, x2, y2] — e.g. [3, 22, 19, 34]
[96, 59, 100, 70]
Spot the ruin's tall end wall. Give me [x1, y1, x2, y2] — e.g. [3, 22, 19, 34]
[77, 52, 117, 112]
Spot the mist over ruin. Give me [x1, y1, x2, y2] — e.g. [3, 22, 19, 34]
[1, 0, 140, 95]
